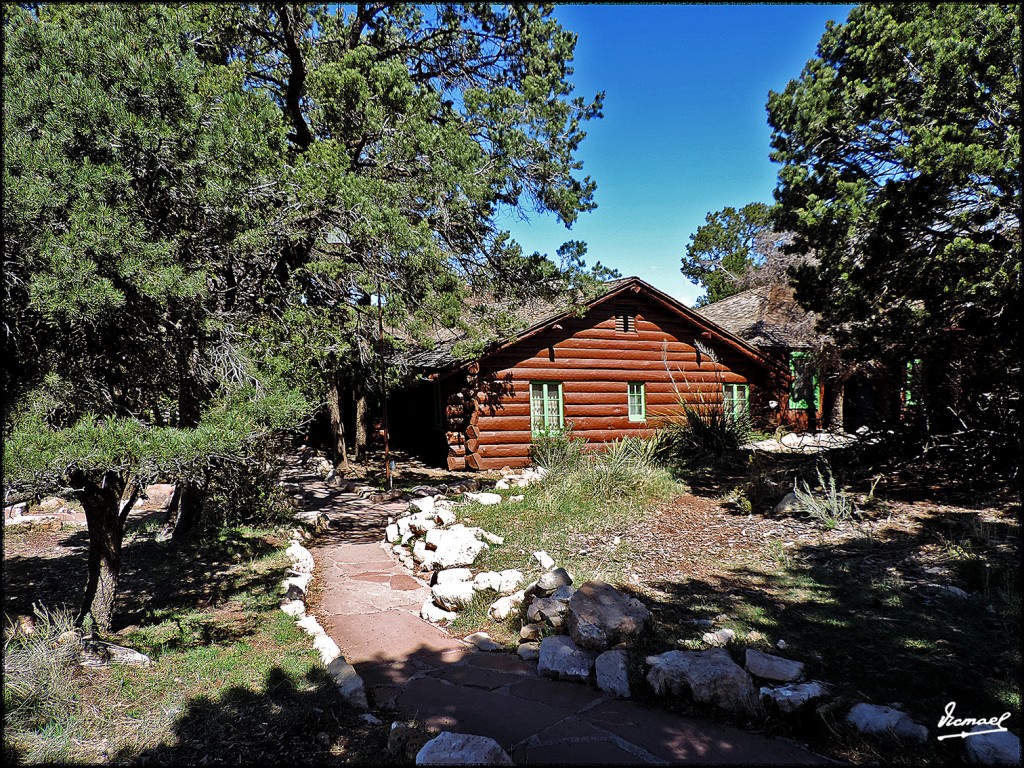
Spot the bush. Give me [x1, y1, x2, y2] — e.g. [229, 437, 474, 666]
[528, 426, 586, 472]
[656, 401, 751, 472]
[3, 605, 81, 733]
[793, 463, 856, 529]
[199, 438, 293, 531]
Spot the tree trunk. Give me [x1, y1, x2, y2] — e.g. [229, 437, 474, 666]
[75, 470, 135, 634]
[354, 390, 369, 462]
[171, 479, 204, 540]
[328, 377, 349, 471]
[173, 331, 204, 538]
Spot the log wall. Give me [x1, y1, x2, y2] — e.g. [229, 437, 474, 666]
[448, 294, 776, 470]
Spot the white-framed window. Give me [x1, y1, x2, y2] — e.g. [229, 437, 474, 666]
[530, 381, 564, 434]
[723, 383, 749, 421]
[628, 382, 646, 422]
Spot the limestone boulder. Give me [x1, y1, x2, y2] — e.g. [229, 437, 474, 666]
[424, 528, 488, 568]
[464, 491, 502, 506]
[473, 569, 523, 594]
[533, 551, 555, 570]
[537, 635, 597, 684]
[409, 496, 435, 515]
[646, 648, 759, 715]
[567, 580, 652, 651]
[488, 590, 526, 621]
[434, 508, 457, 527]
[421, 600, 458, 623]
[431, 581, 475, 611]
[702, 628, 736, 647]
[760, 681, 829, 716]
[415, 731, 514, 765]
[464, 632, 501, 652]
[745, 649, 805, 682]
[846, 703, 928, 744]
[435, 568, 473, 585]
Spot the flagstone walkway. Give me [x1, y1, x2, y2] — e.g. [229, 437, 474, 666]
[292, 459, 826, 764]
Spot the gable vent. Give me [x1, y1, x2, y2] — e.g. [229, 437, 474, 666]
[616, 305, 638, 333]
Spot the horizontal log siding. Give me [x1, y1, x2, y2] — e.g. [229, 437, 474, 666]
[467, 297, 765, 468]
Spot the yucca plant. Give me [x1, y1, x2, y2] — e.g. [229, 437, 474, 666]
[793, 463, 856, 529]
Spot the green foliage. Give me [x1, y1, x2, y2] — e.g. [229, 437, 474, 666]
[793, 464, 856, 529]
[767, 4, 1020, 473]
[656, 400, 751, 471]
[4, 382, 307, 495]
[682, 202, 780, 306]
[528, 426, 587, 471]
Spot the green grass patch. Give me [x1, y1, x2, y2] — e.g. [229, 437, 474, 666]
[3, 525, 389, 765]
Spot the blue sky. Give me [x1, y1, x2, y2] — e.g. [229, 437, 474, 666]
[498, 3, 855, 306]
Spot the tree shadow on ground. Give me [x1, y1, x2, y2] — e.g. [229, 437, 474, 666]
[620, 506, 1020, 765]
[123, 666, 391, 765]
[2, 525, 282, 636]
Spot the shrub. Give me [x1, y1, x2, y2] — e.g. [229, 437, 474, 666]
[656, 400, 751, 471]
[528, 426, 586, 472]
[793, 463, 856, 529]
[3, 605, 81, 732]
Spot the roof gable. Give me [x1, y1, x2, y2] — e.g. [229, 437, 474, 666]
[410, 277, 781, 377]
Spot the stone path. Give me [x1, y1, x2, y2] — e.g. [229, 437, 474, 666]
[293, 460, 826, 764]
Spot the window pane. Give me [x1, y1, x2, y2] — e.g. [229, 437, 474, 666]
[628, 382, 644, 420]
[531, 383, 544, 431]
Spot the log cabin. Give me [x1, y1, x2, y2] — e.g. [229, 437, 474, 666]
[390, 277, 789, 470]
[695, 284, 899, 431]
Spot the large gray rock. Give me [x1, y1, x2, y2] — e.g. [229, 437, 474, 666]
[596, 649, 632, 698]
[536, 568, 573, 594]
[760, 681, 829, 716]
[527, 597, 569, 626]
[745, 649, 805, 682]
[646, 648, 759, 715]
[846, 703, 928, 743]
[537, 635, 597, 684]
[774, 492, 801, 515]
[567, 580, 652, 651]
[416, 731, 514, 765]
[964, 725, 1021, 765]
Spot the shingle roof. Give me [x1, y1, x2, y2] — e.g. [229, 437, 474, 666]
[402, 278, 631, 370]
[695, 284, 823, 350]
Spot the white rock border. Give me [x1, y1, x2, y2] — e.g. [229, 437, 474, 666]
[280, 538, 368, 710]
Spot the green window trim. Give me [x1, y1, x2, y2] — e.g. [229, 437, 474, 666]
[530, 381, 564, 435]
[788, 351, 820, 411]
[723, 383, 749, 422]
[628, 382, 646, 422]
